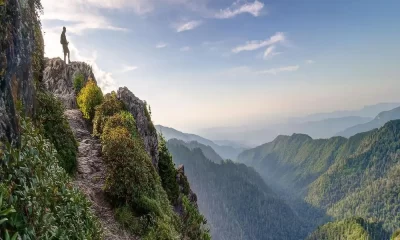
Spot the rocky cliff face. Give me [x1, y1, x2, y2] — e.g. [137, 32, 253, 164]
[117, 87, 159, 168]
[0, 0, 38, 143]
[42, 58, 96, 109]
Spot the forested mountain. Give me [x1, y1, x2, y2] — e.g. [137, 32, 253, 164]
[336, 106, 400, 137]
[238, 120, 400, 235]
[168, 139, 223, 163]
[167, 140, 309, 240]
[156, 125, 245, 160]
[307, 217, 390, 240]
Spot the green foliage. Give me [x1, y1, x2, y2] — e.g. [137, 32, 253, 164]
[143, 101, 156, 134]
[101, 111, 180, 238]
[0, 117, 102, 239]
[392, 229, 400, 240]
[158, 136, 180, 204]
[77, 79, 103, 121]
[239, 120, 400, 234]
[93, 91, 125, 137]
[73, 73, 85, 94]
[181, 196, 211, 240]
[35, 91, 78, 174]
[307, 217, 389, 240]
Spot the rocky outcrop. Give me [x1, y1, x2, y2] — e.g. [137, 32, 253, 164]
[0, 0, 37, 143]
[42, 58, 96, 109]
[65, 109, 137, 240]
[117, 87, 159, 168]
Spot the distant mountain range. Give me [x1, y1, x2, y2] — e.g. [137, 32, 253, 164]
[197, 103, 400, 146]
[336, 106, 400, 137]
[156, 125, 245, 160]
[291, 102, 400, 123]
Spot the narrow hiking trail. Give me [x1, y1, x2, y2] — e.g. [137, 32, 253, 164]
[65, 109, 138, 240]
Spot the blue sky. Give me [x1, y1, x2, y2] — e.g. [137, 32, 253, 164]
[41, 0, 400, 132]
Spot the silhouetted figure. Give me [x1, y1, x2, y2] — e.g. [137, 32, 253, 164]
[60, 27, 70, 64]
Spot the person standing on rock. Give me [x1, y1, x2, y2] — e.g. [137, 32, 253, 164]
[60, 27, 70, 64]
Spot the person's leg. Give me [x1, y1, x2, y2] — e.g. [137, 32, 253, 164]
[64, 52, 66, 63]
[67, 48, 70, 64]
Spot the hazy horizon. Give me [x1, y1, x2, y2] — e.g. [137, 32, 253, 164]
[41, 0, 400, 133]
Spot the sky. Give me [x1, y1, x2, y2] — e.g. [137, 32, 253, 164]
[41, 0, 400, 132]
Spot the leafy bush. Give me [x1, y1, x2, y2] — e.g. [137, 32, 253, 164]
[158, 136, 180, 205]
[77, 78, 103, 120]
[35, 91, 78, 174]
[73, 73, 85, 94]
[0, 117, 102, 239]
[93, 92, 125, 137]
[392, 229, 400, 240]
[101, 111, 180, 238]
[181, 196, 211, 240]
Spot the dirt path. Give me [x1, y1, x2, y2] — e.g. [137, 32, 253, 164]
[65, 109, 138, 240]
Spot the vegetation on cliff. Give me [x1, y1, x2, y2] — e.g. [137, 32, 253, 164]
[0, 116, 102, 239]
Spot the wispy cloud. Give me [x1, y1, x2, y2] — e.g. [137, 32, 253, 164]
[232, 32, 285, 53]
[156, 42, 168, 48]
[263, 45, 282, 59]
[41, 0, 131, 34]
[306, 59, 315, 64]
[176, 20, 202, 32]
[215, 0, 265, 19]
[180, 46, 191, 51]
[121, 65, 139, 73]
[257, 65, 299, 75]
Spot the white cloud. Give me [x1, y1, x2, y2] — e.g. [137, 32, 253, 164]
[263, 45, 282, 59]
[176, 20, 202, 32]
[306, 59, 315, 64]
[257, 65, 299, 75]
[180, 46, 191, 51]
[41, 0, 131, 34]
[215, 0, 264, 19]
[156, 42, 168, 48]
[121, 65, 139, 73]
[232, 32, 285, 53]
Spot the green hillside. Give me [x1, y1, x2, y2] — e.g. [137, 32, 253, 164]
[307, 217, 389, 240]
[167, 140, 308, 240]
[238, 120, 400, 234]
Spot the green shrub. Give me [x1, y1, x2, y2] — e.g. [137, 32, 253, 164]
[0, 117, 102, 239]
[35, 91, 78, 174]
[93, 92, 125, 137]
[158, 135, 180, 205]
[73, 73, 85, 93]
[102, 111, 138, 140]
[181, 196, 211, 240]
[392, 230, 400, 240]
[77, 78, 103, 120]
[101, 111, 180, 238]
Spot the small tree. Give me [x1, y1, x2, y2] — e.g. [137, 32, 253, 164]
[77, 78, 103, 120]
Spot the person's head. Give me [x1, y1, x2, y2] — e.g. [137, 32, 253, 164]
[63, 26, 66, 32]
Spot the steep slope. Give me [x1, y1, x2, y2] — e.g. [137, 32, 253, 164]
[66, 109, 136, 239]
[239, 120, 400, 233]
[337, 106, 400, 137]
[167, 140, 308, 240]
[156, 125, 245, 160]
[307, 217, 389, 240]
[40, 58, 210, 239]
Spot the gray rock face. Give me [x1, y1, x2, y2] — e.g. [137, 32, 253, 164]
[117, 87, 159, 168]
[42, 58, 96, 109]
[0, 0, 37, 143]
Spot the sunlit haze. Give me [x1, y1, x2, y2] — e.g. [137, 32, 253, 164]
[41, 0, 400, 133]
